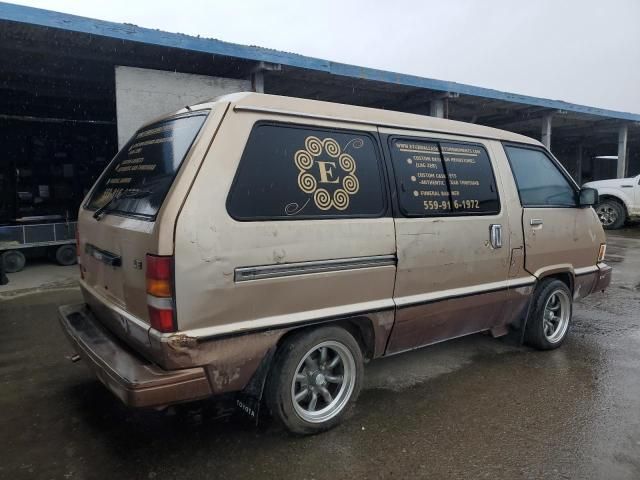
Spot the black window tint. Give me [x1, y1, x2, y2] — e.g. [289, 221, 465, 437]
[389, 138, 499, 216]
[441, 143, 500, 213]
[86, 113, 207, 218]
[227, 124, 385, 219]
[504, 146, 577, 207]
[390, 139, 451, 215]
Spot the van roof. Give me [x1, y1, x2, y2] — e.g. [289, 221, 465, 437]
[186, 92, 542, 146]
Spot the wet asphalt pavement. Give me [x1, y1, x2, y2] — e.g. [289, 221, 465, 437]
[1, 230, 639, 479]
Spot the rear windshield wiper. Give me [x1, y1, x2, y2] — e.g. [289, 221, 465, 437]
[93, 189, 152, 221]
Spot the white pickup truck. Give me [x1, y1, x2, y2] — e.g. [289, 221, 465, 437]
[583, 174, 640, 229]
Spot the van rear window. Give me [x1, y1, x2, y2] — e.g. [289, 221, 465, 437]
[86, 112, 207, 219]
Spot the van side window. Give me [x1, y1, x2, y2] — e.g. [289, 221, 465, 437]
[440, 142, 500, 214]
[227, 124, 386, 220]
[504, 146, 577, 207]
[389, 138, 500, 216]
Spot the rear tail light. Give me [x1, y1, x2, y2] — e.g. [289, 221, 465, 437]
[76, 228, 84, 280]
[597, 243, 607, 262]
[146, 254, 176, 333]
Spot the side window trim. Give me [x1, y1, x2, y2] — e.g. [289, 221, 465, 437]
[503, 142, 579, 209]
[383, 134, 502, 218]
[226, 120, 391, 221]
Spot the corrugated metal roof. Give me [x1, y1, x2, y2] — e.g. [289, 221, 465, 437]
[1, 1, 639, 122]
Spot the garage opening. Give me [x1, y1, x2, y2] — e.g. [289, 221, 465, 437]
[0, 21, 250, 273]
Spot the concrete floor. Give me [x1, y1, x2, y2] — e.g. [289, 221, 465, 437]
[0, 259, 78, 298]
[1, 230, 639, 479]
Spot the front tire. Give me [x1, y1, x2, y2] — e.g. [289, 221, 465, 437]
[266, 326, 363, 435]
[525, 279, 572, 350]
[596, 199, 625, 229]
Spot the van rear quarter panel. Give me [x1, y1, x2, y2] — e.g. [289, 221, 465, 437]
[77, 105, 225, 327]
[173, 110, 397, 335]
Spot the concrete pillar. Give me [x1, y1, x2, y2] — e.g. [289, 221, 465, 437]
[251, 71, 264, 93]
[430, 99, 444, 118]
[617, 124, 628, 178]
[114, 66, 250, 148]
[575, 144, 583, 185]
[541, 114, 552, 149]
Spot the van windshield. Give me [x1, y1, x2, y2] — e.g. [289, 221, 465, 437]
[86, 112, 208, 219]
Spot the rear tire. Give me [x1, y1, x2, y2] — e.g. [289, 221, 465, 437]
[266, 326, 363, 435]
[54, 245, 77, 266]
[596, 199, 625, 229]
[1, 250, 26, 273]
[525, 279, 572, 350]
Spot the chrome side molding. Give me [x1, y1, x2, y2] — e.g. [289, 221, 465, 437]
[235, 255, 396, 282]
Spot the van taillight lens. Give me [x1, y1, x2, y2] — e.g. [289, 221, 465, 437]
[146, 254, 172, 297]
[146, 254, 176, 333]
[148, 304, 175, 333]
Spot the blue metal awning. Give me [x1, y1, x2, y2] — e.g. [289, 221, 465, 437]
[1, 1, 639, 122]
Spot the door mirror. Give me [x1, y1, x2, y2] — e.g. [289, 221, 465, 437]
[579, 187, 598, 207]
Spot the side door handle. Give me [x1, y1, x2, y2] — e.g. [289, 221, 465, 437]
[530, 218, 544, 226]
[490, 224, 502, 248]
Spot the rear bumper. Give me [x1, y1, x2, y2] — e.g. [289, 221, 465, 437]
[58, 303, 212, 407]
[594, 263, 612, 292]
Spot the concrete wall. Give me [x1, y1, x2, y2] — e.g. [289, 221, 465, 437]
[115, 66, 250, 147]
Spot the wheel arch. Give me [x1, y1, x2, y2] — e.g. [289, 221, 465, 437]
[274, 313, 382, 362]
[597, 192, 630, 218]
[518, 270, 574, 344]
[531, 266, 575, 295]
[539, 271, 574, 295]
[334, 316, 376, 361]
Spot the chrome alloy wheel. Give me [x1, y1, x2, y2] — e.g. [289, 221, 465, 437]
[596, 204, 618, 227]
[291, 340, 356, 423]
[543, 289, 571, 343]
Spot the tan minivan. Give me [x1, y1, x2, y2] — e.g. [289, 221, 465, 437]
[59, 93, 612, 434]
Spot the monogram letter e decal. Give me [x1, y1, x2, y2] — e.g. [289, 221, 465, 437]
[294, 136, 360, 211]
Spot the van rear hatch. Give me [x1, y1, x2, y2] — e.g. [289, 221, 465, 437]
[78, 110, 209, 346]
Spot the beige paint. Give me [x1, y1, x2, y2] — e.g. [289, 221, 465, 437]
[521, 207, 604, 278]
[380, 131, 512, 297]
[174, 109, 397, 333]
[69, 92, 610, 405]
[77, 103, 227, 328]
